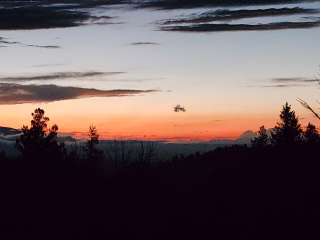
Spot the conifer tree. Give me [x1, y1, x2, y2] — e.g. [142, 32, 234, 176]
[304, 123, 320, 144]
[271, 102, 302, 146]
[16, 108, 64, 161]
[85, 125, 103, 162]
[251, 125, 269, 148]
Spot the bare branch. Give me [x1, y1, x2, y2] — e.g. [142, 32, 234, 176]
[297, 98, 320, 120]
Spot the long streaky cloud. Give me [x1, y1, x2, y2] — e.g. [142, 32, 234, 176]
[161, 20, 320, 32]
[261, 84, 308, 88]
[0, 83, 157, 104]
[0, 71, 125, 82]
[0, 37, 60, 48]
[130, 42, 159, 46]
[248, 76, 319, 88]
[272, 77, 319, 83]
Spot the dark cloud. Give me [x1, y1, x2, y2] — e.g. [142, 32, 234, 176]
[161, 7, 319, 25]
[0, 83, 158, 104]
[159, 6, 320, 32]
[161, 20, 320, 32]
[0, 6, 88, 30]
[0, 72, 125, 82]
[0, 3, 116, 30]
[139, 0, 317, 9]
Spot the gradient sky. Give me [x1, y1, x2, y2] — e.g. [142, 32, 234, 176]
[0, 2, 319, 141]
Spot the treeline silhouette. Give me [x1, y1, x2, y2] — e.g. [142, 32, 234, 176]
[1, 103, 320, 239]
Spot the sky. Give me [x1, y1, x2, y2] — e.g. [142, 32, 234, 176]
[0, 2, 319, 141]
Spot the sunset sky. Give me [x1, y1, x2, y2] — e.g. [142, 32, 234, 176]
[0, 1, 320, 141]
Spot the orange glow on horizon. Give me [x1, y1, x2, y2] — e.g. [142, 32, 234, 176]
[62, 116, 274, 142]
[0, 111, 276, 142]
[0, 98, 317, 142]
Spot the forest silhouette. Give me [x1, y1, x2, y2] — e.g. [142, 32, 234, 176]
[0, 102, 320, 239]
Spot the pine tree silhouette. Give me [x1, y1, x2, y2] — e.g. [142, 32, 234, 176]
[271, 102, 302, 146]
[304, 123, 320, 144]
[85, 125, 103, 162]
[251, 125, 269, 148]
[16, 108, 64, 161]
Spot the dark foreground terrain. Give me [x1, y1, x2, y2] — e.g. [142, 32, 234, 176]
[0, 143, 320, 240]
[0, 104, 319, 239]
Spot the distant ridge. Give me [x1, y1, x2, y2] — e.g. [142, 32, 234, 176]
[0, 126, 21, 136]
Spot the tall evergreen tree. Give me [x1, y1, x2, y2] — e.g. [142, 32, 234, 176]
[16, 108, 64, 161]
[251, 125, 269, 148]
[304, 123, 320, 144]
[271, 102, 302, 146]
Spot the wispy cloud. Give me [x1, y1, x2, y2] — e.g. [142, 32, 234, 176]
[0, 37, 60, 49]
[31, 63, 67, 68]
[130, 42, 159, 46]
[249, 76, 319, 88]
[272, 77, 319, 83]
[0, 83, 158, 104]
[0, 71, 125, 82]
[261, 84, 308, 88]
[24, 44, 60, 49]
[83, 16, 121, 25]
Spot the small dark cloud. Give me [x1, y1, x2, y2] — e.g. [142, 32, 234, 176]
[211, 119, 223, 122]
[130, 42, 159, 46]
[24, 44, 60, 49]
[161, 20, 320, 32]
[0, 37, 60, 49]
[0, 83, 158, 105]
[0, 71, 125, 82]
[85, 15, 118, 25]
[88, 15, 112, 21]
